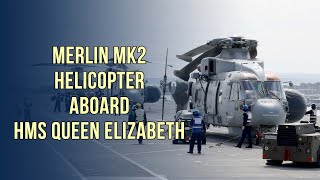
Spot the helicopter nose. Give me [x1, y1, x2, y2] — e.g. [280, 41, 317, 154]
[144, 85, 161, 103]
[251, 99, 286, 127]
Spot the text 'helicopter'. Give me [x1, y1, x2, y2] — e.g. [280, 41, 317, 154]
[33, 58, 161, 106]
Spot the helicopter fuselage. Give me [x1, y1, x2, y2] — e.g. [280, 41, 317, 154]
[171, 37, 301, 136]
[191, 71, 287, 129]
[173, 55, 288, 131]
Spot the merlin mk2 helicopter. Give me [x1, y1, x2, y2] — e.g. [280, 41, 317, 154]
[169, 36, 306, 138]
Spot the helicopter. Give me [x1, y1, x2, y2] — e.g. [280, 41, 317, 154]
[33, 59, 161, 106]
[169, 36, 307, 140]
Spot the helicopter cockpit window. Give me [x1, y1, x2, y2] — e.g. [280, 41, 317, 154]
[239, 81, 265, 100]
[229, 83, 239, 101]
[264, 81, 285, 99]
[219, 49, 250, 60]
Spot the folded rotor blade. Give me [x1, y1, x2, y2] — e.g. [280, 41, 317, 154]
[176, 44, 213, 62]
[176, 38, 224, 62]
[174, 46, 222, 81]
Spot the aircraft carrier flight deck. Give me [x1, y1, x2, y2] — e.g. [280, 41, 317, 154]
[8, 96, 320, 180]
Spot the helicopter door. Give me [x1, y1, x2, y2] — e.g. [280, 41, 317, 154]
[205, 81, 218, 124]
[225, 82, 240, 125]
[214, 81, 224, 124]
[215, 82, 221, 115]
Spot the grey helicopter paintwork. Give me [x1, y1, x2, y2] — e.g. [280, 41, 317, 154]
[169, 37, 305, 135]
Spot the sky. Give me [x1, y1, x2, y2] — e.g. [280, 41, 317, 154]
[134, 0, 320, 78]
[5, 0, 320, 89]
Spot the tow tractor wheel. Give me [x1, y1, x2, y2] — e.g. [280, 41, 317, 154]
[266, 160, 283, 165]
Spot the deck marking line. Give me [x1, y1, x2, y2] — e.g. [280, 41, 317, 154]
[46, 140, 87, 180]
[93, 140, 167, 180]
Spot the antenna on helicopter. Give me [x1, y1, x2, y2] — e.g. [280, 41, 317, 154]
[161, 48, 169, 121]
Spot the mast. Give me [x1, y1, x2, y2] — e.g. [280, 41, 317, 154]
[162, 48, 168, 121]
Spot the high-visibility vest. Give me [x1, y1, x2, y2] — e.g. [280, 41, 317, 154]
[245, 112, 252, 126]
[135, 109, 145, 122]
[192, 116, 203, 133]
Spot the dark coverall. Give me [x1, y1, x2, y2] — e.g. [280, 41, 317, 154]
[127, 110, 136, 130]
[305, 109, 317, 127]
[135, 109, 147, 144]
[65, 93, 71, 113]
[236, 112, 253, 148]
[54, 94, 61, 112]
[189, 116, 205, 153]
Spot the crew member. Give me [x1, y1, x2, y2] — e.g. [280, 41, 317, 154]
[64, 92, 71, 113]
[306, 103, 317, 126]
[235, 104, 253, 148]
[129, 100, 136, 111]
[135, 103, 147, 144]
[127, 104, 136, 130]
[188, 109, 205, 154]
[53, 92, 62, 112]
